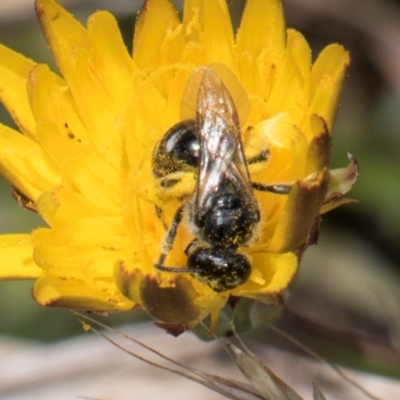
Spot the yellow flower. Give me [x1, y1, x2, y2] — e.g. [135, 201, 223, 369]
[0, 0, 356, 330]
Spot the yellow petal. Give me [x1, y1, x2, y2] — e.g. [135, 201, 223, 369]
[88, 11, 136, 111]
[182, 0, 202, 41]
[35, 0, 90, 78]
[32, 226, 128, 279]
[236, 0, 285, 61]
[309, 44, 350, 131]
[36, 121, 86, 171]
[305, 115, 331, 174]
[289, 29, 312, 83]
[167, 67, 193, 121]
[27, 64, 64, 119]
[133, 0, 183, 95]
[65, 47, 123, 164]
[59, 151, 122, 213]
[134, 0, 180, 68]
[36, 183, 110, 227]
[124, 74, 172, 171]
[184, 0, 236, 68]
[0, 44, 37, 138]
[241, 252, 297, 294]
[269, 169, 330, 253]
[114, 261, 143, 304]
[260, 252, 297, 292]
[267, 30, 309, 122]
[202, 0, 235, 69]
[121, 194, 161, 276]
[0, 123, 60, 201]
[26, 64, 89, 166]
[160, 23, 186, 68]
[36, 181, 123, 230]
[33, 272, 134, 311]
[0, 235, 41, 279]
[250, 113, 308, 181]
[36, 2, 123, 164]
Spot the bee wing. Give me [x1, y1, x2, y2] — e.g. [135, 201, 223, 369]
[195, 67, 254, 218]
[181, 63, 251, 128]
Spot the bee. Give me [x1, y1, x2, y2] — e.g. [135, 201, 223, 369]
[152, 65, 291, 292]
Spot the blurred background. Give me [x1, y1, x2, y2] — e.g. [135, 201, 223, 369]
[0, 0, 399, 395]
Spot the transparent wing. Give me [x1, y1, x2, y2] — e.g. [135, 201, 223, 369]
[194, 67, 254, 219]
[181, 63, 251, 128]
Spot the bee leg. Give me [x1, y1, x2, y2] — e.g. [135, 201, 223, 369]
[155, 205, 168, 230]
[247, 150, 269, 165]
[184, 239, 199, 255]
[252, 182, 292, 194]
[154, 205, 185, 269]
[248, 150, 292, 194]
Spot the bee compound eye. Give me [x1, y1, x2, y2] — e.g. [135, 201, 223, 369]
[187, 248, 251, 292]
[170, 125, 199, 167]
[163, 120, 199, 167]
[153, 119, 199, 178]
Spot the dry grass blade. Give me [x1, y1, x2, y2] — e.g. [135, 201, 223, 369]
[73, 312, 265, 400]
[226, 342, 304, 400]
[312, 384, 327, 400]
[266, 324, 382, 400]
[74, 312, 383, 400]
